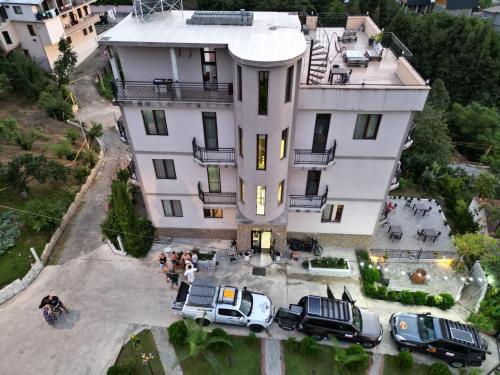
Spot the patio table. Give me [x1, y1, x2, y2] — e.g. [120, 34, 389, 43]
[413, 202, 431, 216]
[328, 67, 351, 84]
[422, 228, 440, 242]
[387, 224, 403, 240]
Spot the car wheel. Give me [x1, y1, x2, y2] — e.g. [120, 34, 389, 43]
[449, 361, 465, 368]
[195, 318, 210, 327]
[362, 342, 376, 349]
[278, 318, 296, 331]
[249, 324, 264, 333]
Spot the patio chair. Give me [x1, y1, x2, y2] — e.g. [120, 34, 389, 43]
[365, 42, 383, 61]
[227, 246, 239, 263]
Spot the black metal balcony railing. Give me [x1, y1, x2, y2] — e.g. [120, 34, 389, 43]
[294, 140, 337, 166]
[198, 182, 236, 205]
[404, 121, 416, 148]
[112, 80, 233, 103]
[192, 138, 235, 164]
[289, 186, 328, 209]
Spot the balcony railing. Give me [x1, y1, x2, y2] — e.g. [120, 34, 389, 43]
[389, 167, 401, 191]
[64, 14, 99, 35]
[192, 138, 235, 165]
[403, 121, 416, 150]
[289, 186, 328, 210]
[198, 182, 236, 206]
[112, 80, 234, 103]
[294, 140, 337, 166]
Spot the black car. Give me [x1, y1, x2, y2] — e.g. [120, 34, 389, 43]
[390, 312, 489, 368]
[276, 286, 383, 348]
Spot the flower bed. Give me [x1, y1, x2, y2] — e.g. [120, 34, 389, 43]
[307, 257, 352, 277]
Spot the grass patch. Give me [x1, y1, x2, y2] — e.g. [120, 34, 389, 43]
[284, 343, 335, 375]
[383, 354, 430, 375]
[96, 70, 114, 101]
[113, 329, 165, 375]
[173, 335, 261, 375]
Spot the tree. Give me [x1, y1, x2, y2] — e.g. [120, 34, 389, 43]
[87, 122, 104, 142]
[38, 84, 74, 121]
[453, 199, 480, 235]
[53, 38, 78, 85]
[0, 211, 21, 255]
[427, 79, 450, 112]
[22, 198, 69, 232]
[454, 232, 499, 265]
[0, 73, 11, 99]
[475, 172, 499, 199]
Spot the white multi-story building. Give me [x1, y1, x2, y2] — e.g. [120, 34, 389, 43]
[100, 9, 429, 253]
[0, 0, 98, 70]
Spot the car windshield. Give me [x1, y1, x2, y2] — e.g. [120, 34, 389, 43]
[352, 306, 362, 331]
[417, 315, 437, 341]
[240, 291, 253, 316]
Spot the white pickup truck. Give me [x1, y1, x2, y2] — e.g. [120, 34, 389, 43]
[172, 278, 275, 332]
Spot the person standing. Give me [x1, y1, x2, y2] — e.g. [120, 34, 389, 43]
[184, 264, 197, 284]
[166, 270, 179, 289]
[158, 252, 167, 272]
[191, 251, 198, 271]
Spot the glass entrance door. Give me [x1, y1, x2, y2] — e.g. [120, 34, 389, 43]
[305, 170, 321, 196]
[312, 114, 331, 153]
[251, 230, 272, 254]
[201, 48, 217, 89]
[207, 166, 221, 193]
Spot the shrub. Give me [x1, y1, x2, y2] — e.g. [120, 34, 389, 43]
[343, 344, 369, 371]
[428, 362, 452, 375]
[0, 211, 21, 255]
[0, 72, 11, 98]
[208, 328, 231, 352]
[396, 349, 414, 369]
[387, 290, 401, 302]
[16, 129, 40, 151]
[51, 140, 73, 159]
[38, 84, 74, 121]
[73, 166, 90, 184]
[80, 148, 98, 168]
[245, 332, 259, 346]
[413, 291, 428, 305]
[65, 128, 80, 145]
[106, 362, 136, 375]
[437, 293, 455, 310]
[375, 285, 388, 299]
[363, 282, 377, 297]
[285, 336, 299, 352]
[400, 290, 415, 305]
[23, 198, 69, 232]
[117, 168, 130, 182]
[426, 294, 437, 307]
[300, 336, 320, 357]
[167, 320, 187, 345]
[0, 118, 20, 143]
[362, 267, 381, 283]
[310, 257, 348, 269]
[87, 121, 103, 141]
[302, 259, 309, 269]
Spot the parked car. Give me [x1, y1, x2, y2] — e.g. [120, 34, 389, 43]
[287, 237, 323, 256]
[275, 286, 383, 348]
[172, 278, 275, 332]
[390, 312, 489, 368]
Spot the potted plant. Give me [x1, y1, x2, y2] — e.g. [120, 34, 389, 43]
[374, 31, 384, 44]
[274, 251, 281, 261]
[243, 251, 251, 261]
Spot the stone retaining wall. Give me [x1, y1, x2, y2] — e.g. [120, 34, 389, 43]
[288, 231, 372, 249]
[156, 227, 237, 240]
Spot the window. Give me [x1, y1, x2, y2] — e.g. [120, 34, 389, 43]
[27, 25, 36, 36]
[321, 204, 344, 223]
[353, 114, 381, 140]
[239, 178, 245, 203]
[77, 8, 82, 18]
[237, 64, 242, 101]
[88, 25, 93, 33]
[278, 180, 284, 205]
[258, 71, 269, 115]
[256, 134, 267, 170]
[207, 166, 221, 193]
[280, 128, 288, 159]
[83, 28, 88, 36]
[256, 186, 266, 215]
[2, 31, 12, 45]
[202, 112, 218, 150]
[238, 127, 243, 157]
[13, 6, 22, 14]
[201, 48, 217, 86]
[84, 6, 89, 15]
[142, 110, 167, 135]
[305, 170, 321, 196]
[162, 200, 183, 217]
[153, 159, 176, 179]
[285, 65, 294, 102]
[218, 308, 242, 317]
[312, 114, 331, 153]
[204, 208, 223, 218]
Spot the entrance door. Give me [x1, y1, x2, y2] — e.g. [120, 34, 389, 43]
[251, 230, 261, 253]
[251, 230, 272, 254]
[305, 170, 321, 196]
[203, 112, 218, 150]
[201, 48, 217, 89]
[207, 166, 221, 193]
[312, 114, 331, 153]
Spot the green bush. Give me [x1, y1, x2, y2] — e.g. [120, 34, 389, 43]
[428, 362, 452, 375]
[38, 84, 74, 121]
[16, 130, 40, 151]
[51, 140, 73, 159]
[300, 336, 320, 357]
[400, 290, 415, 305]
[167, 320, 187, 345]
[208, 328, 231, 352]
[245, 332, 259, 346]
[341, 344, 369, 371]
[414, 291, 428, 305]
[396, 349, 414, 369]
[387, 290, 401, 302]
[73, 166, 90, 184]
[0, 211, 21, 255]
[117, 168, 130, 182]
[310, 257, 348, 269]
[437, 293, 455, 310]
[363, 282, 377, 297]
[467, 287, 500, 334]
[65, 128, 80, 145]
[285, 336, 299, 352]
[426, 295, 437, 307]
[0, 118, 20, 143]
[375, 285, 388, 299]
[87, 121, 104, 141]
[0, 72, 11, 98]
[106, 362, 137, 375]
[96, 70, 115, 100]
[22, 198, 69, 232]
[362, 267, 381, 284]
[80, 148, 98, 168]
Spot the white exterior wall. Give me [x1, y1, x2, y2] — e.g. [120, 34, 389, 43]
[11, 21, 48, 62]
[0, 21, 20, 52]
[3, 4, 37, 22]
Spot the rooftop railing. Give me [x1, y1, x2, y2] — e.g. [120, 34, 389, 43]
[192, 138, 235, 165]
[198, 182, 236, 206]
[293, 140, 337, 166]
[64, 14, 99, 35]
[112, 80, 234, 103]
[382, 32, 413, 59]
[289, 186, 328, 210]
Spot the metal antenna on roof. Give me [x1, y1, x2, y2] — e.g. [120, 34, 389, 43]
[133, 0, 184, 23]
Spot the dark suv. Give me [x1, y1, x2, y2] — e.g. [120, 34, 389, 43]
[276, 287, 383, 348]
[390, 312, 489, 368]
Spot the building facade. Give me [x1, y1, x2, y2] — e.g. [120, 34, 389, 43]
[0, 0, 98, 70]
[101, 11, 429, 252]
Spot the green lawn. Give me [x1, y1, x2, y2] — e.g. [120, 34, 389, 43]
[383, 354, 430, 375]
[173, 335, 261, 375]
[0, 183, 75, 288]
[113, 329, 165, 375]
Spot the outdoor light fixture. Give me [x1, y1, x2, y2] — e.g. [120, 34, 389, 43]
[443, 276, 448, 280]
[369, 264, 373, 269]
[360, 262, 365, 267]
[401, 271, 405, 275]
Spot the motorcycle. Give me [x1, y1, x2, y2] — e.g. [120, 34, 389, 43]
[287, 237, 323, 256]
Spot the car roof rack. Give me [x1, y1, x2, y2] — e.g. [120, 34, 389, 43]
[307, 296, 350, 322]
[439, 319, 483, 350]
[186, 278, 217, 308]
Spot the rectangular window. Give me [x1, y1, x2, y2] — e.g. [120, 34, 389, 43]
[280, 128, 288, 159]
[258, 71, 269, 115]
[162, 200, 183, 217]
[239, 178, 245, 203]
[202, 112, 218, 150]
[77, 8, 82, 18]
[285, 65, 294, 102]
[237, 64, 242, 101]
[238, 127, 243, 157]
[153, 159, 176, 179]
[142, 110, 168, 135]
[88, 25, 93, 33]
[334, 205, 344, 222]
[13, 5, 22, 14]
[204, 208, 223, 218]
[2, 31, 12, 45]
[256, 186, 266, 215]
[84, 6, 89, 15]
[256, 134, 267, 170]
[27, 24, 36, 36]
[83, 28, 88, 36]
[353, 114, 382, 140]
[278, 180, 284, 205]
[207, 166, 221, 193]
[321, 204, 344, 223]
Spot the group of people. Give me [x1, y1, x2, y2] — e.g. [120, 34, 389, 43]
[38, 295, 69, 325]
[158, 250, 198, 289]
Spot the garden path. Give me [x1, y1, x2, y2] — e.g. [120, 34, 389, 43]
[152, 325, 183, 375]
[369, 353, 384, 375]
[264, 338, 283, 375]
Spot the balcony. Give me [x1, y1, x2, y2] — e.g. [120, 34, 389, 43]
[289, 186, 328, 210]
[57, 0, 97, 14]
[192, 138, 235, 165]
[198, 182, 236, 206]
[112, 80, 234, 103]
[389, 164, 401, 191]
[293, 141, 337, 167]
[403, 121, 416, 150]
[64, 14, 99, 35]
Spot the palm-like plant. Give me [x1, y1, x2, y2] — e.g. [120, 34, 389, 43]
[174, 319, 233, 370]
[331, 338, 369, 375]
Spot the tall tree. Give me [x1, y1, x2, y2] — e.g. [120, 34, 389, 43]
[475, 172, 499, 199]
[53, 38, 78, 85]
[427, 78, 450, 112]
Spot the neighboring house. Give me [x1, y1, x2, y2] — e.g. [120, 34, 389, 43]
[397, 0, 434, 14]
[433, 0, 479, 16]
[481, 6, 500, 32]
[100, 9, 429, 253]
[0, 0, 98, 70]
[469, 197, 500, 237]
